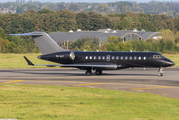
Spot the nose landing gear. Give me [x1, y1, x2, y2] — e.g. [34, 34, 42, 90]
[158, 67, 164, 77]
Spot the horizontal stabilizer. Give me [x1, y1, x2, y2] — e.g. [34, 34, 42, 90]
[24, 56, 34, 66]
[8, 33, 43, 36]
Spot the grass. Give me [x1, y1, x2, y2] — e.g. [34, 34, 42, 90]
[163, 54, 179, 67]
[0, 53, 179, 68]
[0, 84, 179, 120]
[0, 53, 58, 68]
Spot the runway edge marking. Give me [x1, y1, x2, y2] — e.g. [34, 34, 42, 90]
[131, 86, 170, 90]
[72, 83, 103, 87]
[1, 80, 24, 84]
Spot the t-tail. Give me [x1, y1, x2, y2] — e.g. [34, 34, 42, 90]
[8, 31, 68, 55]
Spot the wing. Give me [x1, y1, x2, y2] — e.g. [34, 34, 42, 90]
[24, 56, 118, 68]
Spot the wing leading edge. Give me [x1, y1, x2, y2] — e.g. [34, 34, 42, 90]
[23, 56, 118, 68]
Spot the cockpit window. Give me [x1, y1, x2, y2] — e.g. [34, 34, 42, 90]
[153, 55, 161, 58]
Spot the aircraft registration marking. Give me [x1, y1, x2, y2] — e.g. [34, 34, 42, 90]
[73, 83, 103, 87]
[1, 80, 24, 84]
[131, 86, 170, 90]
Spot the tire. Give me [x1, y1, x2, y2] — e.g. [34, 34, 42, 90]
[86, 70, 92, 76]
[95, 70, 102, 75]
[158, 73, 163, 77]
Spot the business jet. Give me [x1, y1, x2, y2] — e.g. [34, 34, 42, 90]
[8, 31, 175, 76]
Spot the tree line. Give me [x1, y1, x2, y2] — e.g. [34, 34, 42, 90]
[0, 10, 179, 53]
[1, 9, 179, 33]
[1, 1, 179, 17]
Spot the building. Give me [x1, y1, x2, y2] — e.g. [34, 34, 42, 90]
[16, 0, 25, 4]
[49, 29, 160, 47]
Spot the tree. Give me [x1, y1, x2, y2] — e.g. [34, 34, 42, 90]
[107, 36, 122, 44]
[38, 9, 56, 14]
[10, 19, 20, 33]
[95, 3, 111, 14]
[160, 29, 175, 42]
[89, 11, 109, 30]
[0, 36, 9, 53]
[71, 36, 99, 51]
[69, 3, 80, 12]
[59, 9, 77, 31]
[76, 12, 90, 30]
[0, 27, 7, 39]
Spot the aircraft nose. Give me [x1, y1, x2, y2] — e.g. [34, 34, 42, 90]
[163, 58, 175, 67]
[168, 61, 175, 66]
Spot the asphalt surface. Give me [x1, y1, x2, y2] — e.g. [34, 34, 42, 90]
[0, 67, 179, 99]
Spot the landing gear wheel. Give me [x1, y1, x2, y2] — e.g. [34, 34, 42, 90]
[95, 70, 102, 75]
[158, 67, 164, 77]
[86, 70, 92, 76]
[158, 73, 163, 77]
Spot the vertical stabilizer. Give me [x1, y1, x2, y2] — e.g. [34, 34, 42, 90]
[8, 31, 68, 55]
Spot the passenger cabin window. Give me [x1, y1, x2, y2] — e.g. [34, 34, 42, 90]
[112, 56, 115, 60]
[116, 56, 119, 60]
[129, 56, 132, 60]
[139, 56, 141, 60]
[94, 56, 96, 59]
[98, 56, 101, 59]
[86, 56, 88, 59]
[102, 56, 105, 60]
[121, 56, 123, 60]
[125, 56, 128, 60]
[143, 57, 146, 60]
[134, 56, 137, 60]
[153, 55, 161, 58]
[90, 56, 92, 59]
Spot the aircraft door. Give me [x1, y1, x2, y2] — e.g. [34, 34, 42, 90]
[106, 55, 110, 61]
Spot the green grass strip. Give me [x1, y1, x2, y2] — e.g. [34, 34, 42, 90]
[0, 53, 58, 68]
[0, 84, 179, 120]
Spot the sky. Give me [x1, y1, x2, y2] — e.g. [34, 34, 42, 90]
[1, 0, 178, 3]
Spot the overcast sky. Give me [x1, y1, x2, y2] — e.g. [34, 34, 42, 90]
[1, 0, 178, 3]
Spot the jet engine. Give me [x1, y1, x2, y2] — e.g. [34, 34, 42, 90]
[38, 51, 75, 64]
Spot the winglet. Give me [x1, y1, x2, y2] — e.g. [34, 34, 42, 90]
[24, 56, 34, 66]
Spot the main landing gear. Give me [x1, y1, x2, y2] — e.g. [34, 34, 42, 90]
[85, 70, 102, 76]
[95, 70, 102, 75]
[158, 67, 164, 77]
[86, 70, 92, 76]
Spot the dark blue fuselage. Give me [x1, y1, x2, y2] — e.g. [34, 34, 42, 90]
[38, 51, 175, 70]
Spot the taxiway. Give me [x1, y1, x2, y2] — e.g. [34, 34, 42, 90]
[0, 68, 179, 99]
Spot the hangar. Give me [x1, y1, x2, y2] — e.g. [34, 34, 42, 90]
[49, 29, 160, 47]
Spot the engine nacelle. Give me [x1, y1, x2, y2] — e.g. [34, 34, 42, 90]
[38, 51, 75, 64]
